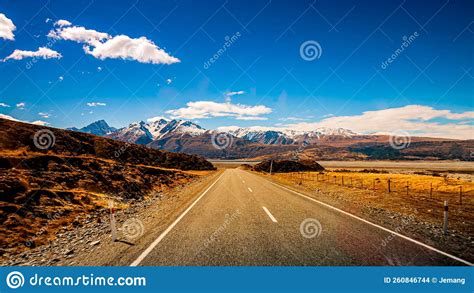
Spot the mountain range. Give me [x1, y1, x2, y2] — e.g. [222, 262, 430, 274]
[67, 119, 474, 161]
[70, 118, 357, 145]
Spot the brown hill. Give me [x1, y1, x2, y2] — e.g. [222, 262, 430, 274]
[0, 118, 214, 171]
[148, 132, 297, 160]
[248, 136, 474, 161]
[0, 118, 214, 253]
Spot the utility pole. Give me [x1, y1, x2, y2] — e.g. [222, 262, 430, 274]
[269, 160, 273, 175]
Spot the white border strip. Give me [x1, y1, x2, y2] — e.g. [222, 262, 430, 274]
[130, 172, 225, 266]
[268, 180, 473, 266]
[262, 206, 278, 223]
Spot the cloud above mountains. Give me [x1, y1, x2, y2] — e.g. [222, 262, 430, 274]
[234, 105, 473, 139]
[0, 113, 48, 126]
[48, 20, 180, 64]
[0, 13, 15, 40]
[166, 101, 272, 120]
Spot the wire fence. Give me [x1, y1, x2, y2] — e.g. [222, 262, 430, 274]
[284, 172, 473, 206]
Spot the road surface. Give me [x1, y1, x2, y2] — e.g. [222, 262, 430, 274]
[131, 169, 470, 266]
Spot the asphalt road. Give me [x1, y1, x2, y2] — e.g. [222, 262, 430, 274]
[132, 169, 470, 266]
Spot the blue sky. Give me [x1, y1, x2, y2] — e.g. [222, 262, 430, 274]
[0, 0, 472, 138]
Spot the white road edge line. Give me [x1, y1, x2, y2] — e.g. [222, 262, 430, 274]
[267, 180, 473, 266]
[262, 206, 278, 223]
[130, 172, 225, 266]
[248, 187, 253, 192]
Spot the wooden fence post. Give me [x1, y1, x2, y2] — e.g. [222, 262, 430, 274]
[430, 182, 433, 198]
[406, 181, 409, 196]
[387, 178, 391, 193]
[459, 186, 463, 205]
[443, 201, 448, 235]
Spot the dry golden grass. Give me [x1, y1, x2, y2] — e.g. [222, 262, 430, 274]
[260, 170, 474, 237]
[280, 171, 474, 203]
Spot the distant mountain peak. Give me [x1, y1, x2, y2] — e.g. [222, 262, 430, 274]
[68, 119, 116, 136]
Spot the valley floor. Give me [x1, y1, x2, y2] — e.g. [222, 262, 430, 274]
[4, 165, 472, 266]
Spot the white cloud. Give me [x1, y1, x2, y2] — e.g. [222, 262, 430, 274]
[226, 90, 245, 96]
[0, 102, 10, 107]
[54, 19, 72, 27]
[97, 66, 102, 72]
[147, 116, 169, 122]
[0, 113, 18, 121]
[38, 112, 50, 118]
[87, 102, 106, 107]
[45, 18, 52, 23]
[166, 78, 172, 84]
[31, 120, 49, 126]
[279, 116, 306, 121]
[282, 105, 474, 139]
[58, 76, 64, 81]
[166, 101, 272, 120]
[48, 25, 110, 45]
[0, 13, 15, 40]
[235, 116, 268, 120]
[48, 21, 180, 64]
[16, 102, 25, 109]
[85, 35, 180, 64]
[0, 113, 49, 126]
[2, 47, 62, 61]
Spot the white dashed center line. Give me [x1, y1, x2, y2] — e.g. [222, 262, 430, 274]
[262, 206, 278, 223]
[247, 187, 253, 192]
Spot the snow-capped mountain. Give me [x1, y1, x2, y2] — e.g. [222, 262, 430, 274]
[106, 119, 206, 144]
[107, 121, 154, 145]
[150, 119, 206, 139]
[228, 128, 295, 145]
[67, 120, 116, 136]
[227, 127, 358, 145]
[69, 118, 358, 146]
